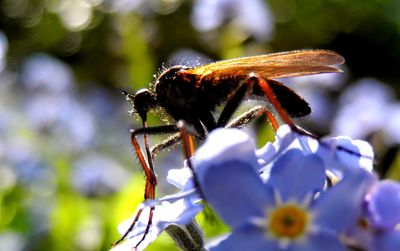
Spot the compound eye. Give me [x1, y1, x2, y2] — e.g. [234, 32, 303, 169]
[133, 89, 157, 119]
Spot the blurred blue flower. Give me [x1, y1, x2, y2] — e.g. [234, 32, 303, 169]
[195, 129, 375, 251]
[191, 0, 274, 40]
[4, 136, 57, 195]
[23, 92, 97, 150]
[332, 78, 400, 145]
[18, 53, 100, 149]
[20, 53, 74, 93]
[281, 71, 347, 128]
[57, 99, 97, 149]
[13, 157, 55, 190]
[24, 93, 71, 129]
[72, 154, 129, 197]
[345, 180, 400, 251]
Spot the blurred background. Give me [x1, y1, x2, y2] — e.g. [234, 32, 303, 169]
[0, 0, 400, 250]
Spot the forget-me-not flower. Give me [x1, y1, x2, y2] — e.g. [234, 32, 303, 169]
[112, 125, 378, 250]
[332, 78, 400, 145]
[256, 125, 374, 178]
[194, 128, 376, 251]
[344, 180, 400, 251]
[110, 163, 203, 251]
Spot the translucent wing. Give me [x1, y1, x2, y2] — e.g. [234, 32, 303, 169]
[185, 50, 344, 79]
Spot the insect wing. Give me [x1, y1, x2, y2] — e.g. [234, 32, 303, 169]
[185, 50, 344, 79]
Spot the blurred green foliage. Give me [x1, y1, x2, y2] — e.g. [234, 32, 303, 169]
[1, 0, 400, 251]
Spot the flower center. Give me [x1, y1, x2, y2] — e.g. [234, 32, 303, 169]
[268, 204, 309, 240]
[357, 217, 370, 230]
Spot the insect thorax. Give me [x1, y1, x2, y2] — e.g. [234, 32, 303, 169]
[154, 66, 200, 110]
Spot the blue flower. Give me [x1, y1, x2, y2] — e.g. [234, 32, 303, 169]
[112, 126, 377, 250]
[332, 78, 400, 145]
[111, 165, 203, 251]
[194, 128, 376, 251]
[345, 180, 400, 251]
[191, 0, 274, 40]
[72, 154, 129, 197]
[257, 125, 374, 178]
[20, 54, 74, 93]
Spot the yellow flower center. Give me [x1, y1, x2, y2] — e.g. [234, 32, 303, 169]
[268, 204, 309, 240]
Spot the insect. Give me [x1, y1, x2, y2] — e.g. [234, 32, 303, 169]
[116, 50, 344, 248]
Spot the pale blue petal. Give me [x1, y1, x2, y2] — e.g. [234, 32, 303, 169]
[167, 167, 194, 190]
[209, 226, 279, 251]
[368, 180, 400, 229]
[268, 149, 326, 201]
[383, 104, 400, 144]
[256, 125, 297, 165]
[316, 135, 374, 176]
[372, 230, 400, 251]
[194, 129, 273, 228]
[313, 168, 376, 231]
[289, 233, 347, 251]
[114, 183, 203, 251]
[194, 128, 260, 172]
[199, 159, 274, 228]
[210, 227, 346, 251]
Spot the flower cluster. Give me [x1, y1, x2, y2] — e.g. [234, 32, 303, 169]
[113, 125, 400, 251]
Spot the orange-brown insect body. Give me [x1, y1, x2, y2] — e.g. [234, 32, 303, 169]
[145, 50, 343, 136]
[143, 49, 344, 137]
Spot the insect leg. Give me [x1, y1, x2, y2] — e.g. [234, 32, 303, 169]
[177, 121, 206, 200]
[150, 118, 208, 158]
[216, 77, 281, 131]
[253, 77, 374, 163]
[217, 82, 249, 127]
[113, 129, 154, 247]
[265, 111, 279, 131]
[150, 106, 280, 157]
[251, 77, 296, 129]
[132, 124, 179, 136]
[132, 124, 179, 201]
[150, 132, 181, 158]
[225, 105, 279, 131]
[114, 125, 180, 247]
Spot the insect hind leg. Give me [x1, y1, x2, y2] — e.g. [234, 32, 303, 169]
[247, 76, 296, 129]
[253, 76, 374, 163]
[216, 76, 282, 131]
[225, 105, 279, 131]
